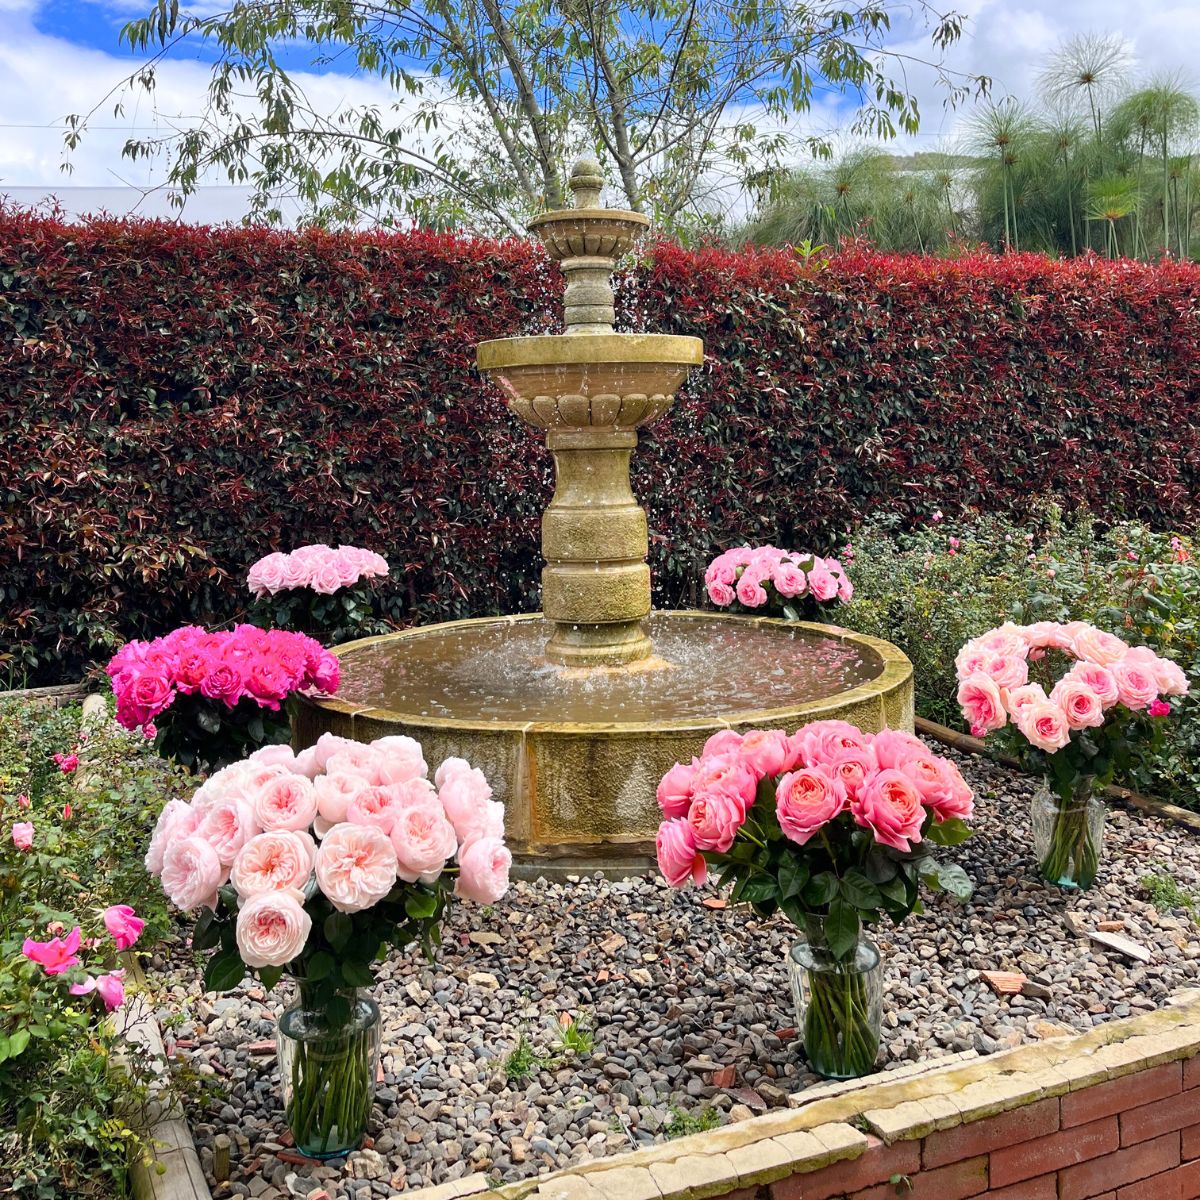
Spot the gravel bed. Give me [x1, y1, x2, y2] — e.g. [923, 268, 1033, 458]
[150, 750, 1200, 1199]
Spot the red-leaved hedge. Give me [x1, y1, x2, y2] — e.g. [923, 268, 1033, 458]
[5, 210, 1199, 682]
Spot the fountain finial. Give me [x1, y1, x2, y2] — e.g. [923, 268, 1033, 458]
[569, 159, 604, 209]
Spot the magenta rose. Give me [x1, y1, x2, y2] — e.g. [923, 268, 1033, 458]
[852, 769, 925, 852]
[200, 661, 244, 705]
[656, 817, 707, 887]
[775, 766, 846, 845]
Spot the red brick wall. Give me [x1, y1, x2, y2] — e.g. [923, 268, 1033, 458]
[766, 1057, 1200, 1200]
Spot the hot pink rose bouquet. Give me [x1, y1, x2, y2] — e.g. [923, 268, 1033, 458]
[146, 733, 510, 1155]
[108, 624, 340, 770]
[705, 545, 852, 621]
[956, 620, 1189, 888]
[248, 545, 390, 644]
[656, 721, 973, 1078]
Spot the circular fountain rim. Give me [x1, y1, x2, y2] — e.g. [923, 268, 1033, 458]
[476, 332, 704, 370]
[306, 610, 912, 737]
[526, 206, 650, 232]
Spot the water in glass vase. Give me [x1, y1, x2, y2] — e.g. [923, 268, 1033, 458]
[1031, 781, 1105, 891]
[276, 989, 381, 1158]
[788, 932, 882, 1080]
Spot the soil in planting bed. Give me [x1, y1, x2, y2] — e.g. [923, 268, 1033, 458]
[151, 751, 1200, 1199]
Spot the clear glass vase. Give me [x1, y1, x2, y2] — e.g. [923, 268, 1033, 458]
[788, 922, 883, 1080]
[276, 988, 381, 1158]
[1031, 780, 1105, 891]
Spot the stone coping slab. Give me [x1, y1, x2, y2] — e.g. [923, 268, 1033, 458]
[409, 991, 1200, 1200]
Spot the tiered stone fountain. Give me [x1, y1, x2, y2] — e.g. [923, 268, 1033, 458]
[294, 162, 913, 873]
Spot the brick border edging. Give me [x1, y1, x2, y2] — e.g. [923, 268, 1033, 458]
[410, 991, 1200, 1200]
[913, 715, 1200, 835]
[77, 695, 214, 1200]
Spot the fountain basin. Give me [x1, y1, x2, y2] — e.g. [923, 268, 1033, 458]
[292, 611, 914, 875]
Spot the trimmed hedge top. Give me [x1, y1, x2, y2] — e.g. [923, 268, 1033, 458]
[4, 210, 1199, 681]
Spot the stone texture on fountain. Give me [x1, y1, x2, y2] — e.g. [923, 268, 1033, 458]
[476, 159, 703, 668]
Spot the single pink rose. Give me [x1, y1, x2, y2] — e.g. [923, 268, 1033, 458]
[896, 753, 974, 822]
[230, 830, 316, 896]
[344, 784, 407, 834]
[390, 806, 459, 884]
[23, 926, 82, 975]
[852, 769, 925, 852]
[656, 817, 707, 888]
[772, 563, 807, 599]
[1149, 699, 1172, 717]
[312, 732, 357, 770]
[706, 580, 736, 607]
[370, 735, 428, 785]
[455, 835, 512, 904]
[1006, 683, 1049, 715]
[314, 824, 398, 913]
[736, 729, 791, 780]
[975, 625, 1028, 658]
[836, 570, 854, 602]
[1071, 625, 1128, 668]
[687, 789, 746, 852]
[144, 799, 200, 876]
[702, 730, 744, 757]
[199, 661, 244, 705]
[790, 720, 870, 768]
[656, 759, 698, 818]
[161, 836, 225, 911]
[954, 639, 993, 681]
[325, 744, 384, 782]
[438, 768, 495, 843]
[197, 797, 261, 865]
[313, 772, 365, 825]
[869, 728, 930, 770]
[956, 673, 1007, 737]
[70, 968, 127, 1011]
[735, 572, 769, 608]
[282, 555, 313, 590]
[11, 821, 33, 850]
[253, 775, 318, 832]
[1015, 700, 1072, 753]
[979, 652, 1029, 693]
[1110, 658, 1159, 711]
[103, 904, 145, 951]
[691, 754, 756, 810]
[236, 887, 312, 968]
[450, 797, 505, 846]
[1152, 655, 1189, 697]
[1022, 621, 1074, 652]
[246, 744, 298, 770]
[247, 551, 290, 597]
[806, 563, 838, 603]
[825, 746, 878, 801]
[1049, 680, 1106, 730]
[1062, 661, 1119, 708]
[434, 756, 475, 788]
[775, 766, 846, 845]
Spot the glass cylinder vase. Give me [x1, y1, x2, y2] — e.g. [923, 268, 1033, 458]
[1031, 780, 1105, 891]
[276, 988, 381, 1158]
[788, 923, 883, 1081]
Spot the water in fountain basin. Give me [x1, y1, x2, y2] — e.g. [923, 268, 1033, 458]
[333, 613, 881, 726]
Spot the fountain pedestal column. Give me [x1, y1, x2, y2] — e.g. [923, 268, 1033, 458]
[541, 428, 652, 666]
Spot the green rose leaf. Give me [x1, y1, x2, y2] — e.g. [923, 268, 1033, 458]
[778, 856, 810, 900]
[802, 871, 839, 907]
[339, 958, 376, 988]
[925, 817, 973, 847]
[257, 964, 285, 991]
[839, 868, 883, 911]
[203, 949, 246, 993]
[323, 911, 353, 950]
[404, 890, 438, 920]
[824, 898, 860, 961]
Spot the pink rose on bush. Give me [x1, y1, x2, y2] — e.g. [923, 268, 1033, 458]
[11, 821, 33, 850]
[775, 767, 846, 845]
[22, 927, 82, 975]
[235, 888, 312, 968]
[656, 817, 707, 887]
[314, 824, 397, 913]
[103, 904, 145, 950]
[70, 968, 127, 1011]
[852, 769, 925, 853]
[456, 836, 512, 904]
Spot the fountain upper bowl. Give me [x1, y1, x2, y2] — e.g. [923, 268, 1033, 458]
[477, 332, 703, 430]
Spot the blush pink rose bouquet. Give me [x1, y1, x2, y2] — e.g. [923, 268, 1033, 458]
[108, 625, 340, 771]
[956, 620, 1189, 889]
[704, 545, 852, 622]
[655, 720, 974, 1079]
[145, 733, 509, 1156]
[248, 544, 390, 645]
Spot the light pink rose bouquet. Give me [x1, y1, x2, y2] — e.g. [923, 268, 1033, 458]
[955, 620, 1189, 889]
[144, 732, 510, 996]
[656, 719, 974, 1080]
[704, 544, 853, 621]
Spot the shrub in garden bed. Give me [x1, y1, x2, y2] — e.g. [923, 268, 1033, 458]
[845, 508, 1200, 806]
[4, 209, 1200, 682]
[0, 697, 186, 1198]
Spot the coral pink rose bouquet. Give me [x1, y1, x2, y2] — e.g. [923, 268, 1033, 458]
[705, 545, 852, 621]
[248, 544, 390, 644]
[656, 721, 974, 1080]
[956, 621, 1189, 890]
[145, 733, 510, 1157]
[108, 624, 340, 771]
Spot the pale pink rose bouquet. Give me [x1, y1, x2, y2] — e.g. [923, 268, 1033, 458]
[248, 544, 391, 644]
[956, 620, 1189, 889]
[655, 721, 974, 1078]
[704, 545, 852, 621]
[145, 733, 509, 1155]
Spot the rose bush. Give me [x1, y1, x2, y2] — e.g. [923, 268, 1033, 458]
[704, 545, 852, 620]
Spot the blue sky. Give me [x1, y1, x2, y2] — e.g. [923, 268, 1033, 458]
[2, 0, 1198, 222]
